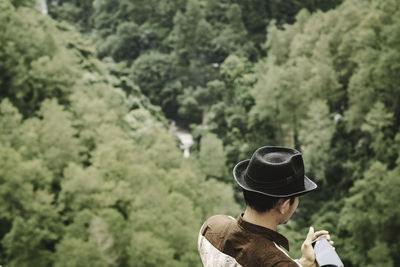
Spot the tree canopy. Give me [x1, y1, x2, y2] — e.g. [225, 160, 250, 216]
[0, 1, 239, 266]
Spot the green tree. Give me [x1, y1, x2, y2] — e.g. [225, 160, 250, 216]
[10, 0, 34, 8]
[55, 237, 108, 267]
[48, 0, 94, 32]
[168, 0, 207, 64]
[98, 22, 142, 61]
[361, 101, 395, 163]
[131, 52, 180, 117]
[299, 100, 335, 182]
[0, 5, 75, 116]
[340, 161, 400, 266]
[0, 143, 60, 266]
[0, 99, 22, 146]
[199, 133, 228, 180]
[212, 4, 255, 59]
[177, 94, 203, 125]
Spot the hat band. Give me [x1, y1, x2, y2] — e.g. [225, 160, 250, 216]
[245, 171, 302, 189]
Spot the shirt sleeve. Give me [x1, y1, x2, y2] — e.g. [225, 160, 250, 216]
[272, 242, 302, 266]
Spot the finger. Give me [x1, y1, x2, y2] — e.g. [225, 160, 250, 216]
[312, 231, 335, 247]
[305, 226, 315, 243]
[313, 232, 329, 241]
[324, 234, 331, 241]
[314, 230, 329, 238]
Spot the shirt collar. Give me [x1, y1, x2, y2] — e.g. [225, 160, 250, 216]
[237, 213, 290, 251]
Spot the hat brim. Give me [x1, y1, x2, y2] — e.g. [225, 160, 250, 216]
[233, 159, 318, 197]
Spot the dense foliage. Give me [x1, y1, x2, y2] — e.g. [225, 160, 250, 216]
[254, 2, 400, 266]
[1, 0, 400, 266]
[0, 1, 239, 266]
[48, 0, 342, 121]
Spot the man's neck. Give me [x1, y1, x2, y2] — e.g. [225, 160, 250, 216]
[242, 206, 279, 231]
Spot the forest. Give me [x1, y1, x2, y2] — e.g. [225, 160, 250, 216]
[0, 0, 399, 266]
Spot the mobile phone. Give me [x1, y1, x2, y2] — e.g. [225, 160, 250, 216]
[312, 236, 344, 267]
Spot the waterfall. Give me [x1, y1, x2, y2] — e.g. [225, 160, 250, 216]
[169, 121, 194, 158]
[36, 0, 48, 15]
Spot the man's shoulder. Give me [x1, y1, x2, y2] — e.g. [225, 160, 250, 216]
[200, 215, 236, 235]
[203, 215, 236, 226]
[198, 215, 242, 266]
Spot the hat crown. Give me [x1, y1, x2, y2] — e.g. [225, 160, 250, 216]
[246, 147, 304, 185]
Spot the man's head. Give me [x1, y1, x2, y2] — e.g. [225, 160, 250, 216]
[242, 189, 295, 213]
[242, 189, 299, 224]
[234, 146, 317, 224]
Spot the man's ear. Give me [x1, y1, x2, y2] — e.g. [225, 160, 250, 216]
[276, 199, 291, 214]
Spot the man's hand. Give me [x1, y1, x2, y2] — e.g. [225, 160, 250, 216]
[298, 227, 334, 267]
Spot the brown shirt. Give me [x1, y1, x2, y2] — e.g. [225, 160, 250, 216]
[198, 214, 301, 267]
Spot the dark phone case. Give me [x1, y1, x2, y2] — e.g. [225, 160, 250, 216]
[312, 236, 344, 267]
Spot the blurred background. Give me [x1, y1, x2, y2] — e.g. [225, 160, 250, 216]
[0, 0, 399, 266]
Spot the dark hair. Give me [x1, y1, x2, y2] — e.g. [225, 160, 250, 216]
[242, 189, 296, 213]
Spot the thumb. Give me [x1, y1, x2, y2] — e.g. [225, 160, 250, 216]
[306, 226, 314, 243]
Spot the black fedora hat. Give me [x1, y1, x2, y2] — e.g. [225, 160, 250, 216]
[233, 146, 317, 197]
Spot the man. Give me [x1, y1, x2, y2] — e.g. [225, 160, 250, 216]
[198, 146, 334, 266]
